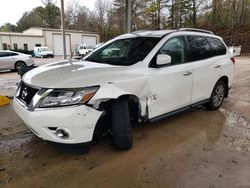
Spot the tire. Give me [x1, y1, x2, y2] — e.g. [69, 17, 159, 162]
[205, 80, 226, 111]
[14, 61, 26, 71]
[112, 98, 133, 150]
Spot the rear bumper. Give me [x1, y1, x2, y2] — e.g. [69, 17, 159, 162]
[13, 98, 103, 144]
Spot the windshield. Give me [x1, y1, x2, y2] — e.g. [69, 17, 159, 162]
[85, 37, 160, 66]
[40, 47, 50, 52]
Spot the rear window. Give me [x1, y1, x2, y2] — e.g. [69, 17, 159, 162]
[186, 36, 211, 61]
[207, 37, 227, 56]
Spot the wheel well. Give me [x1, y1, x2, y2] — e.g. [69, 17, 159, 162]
[15, 61, 26, 68]
[118, 95, 141, 120]
[93, 95, 141, 142]
[218, 76, 229, 97]
[98, 95, 141, 121]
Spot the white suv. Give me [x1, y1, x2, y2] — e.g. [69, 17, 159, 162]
[13, 29, 234, 152]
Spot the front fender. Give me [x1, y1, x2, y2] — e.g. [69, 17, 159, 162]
[89, 77, 148, 117]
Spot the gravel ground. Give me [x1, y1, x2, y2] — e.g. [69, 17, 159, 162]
[0, 56, 250, 188]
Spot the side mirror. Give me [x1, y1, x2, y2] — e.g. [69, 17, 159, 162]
[156, 54, 171, 66]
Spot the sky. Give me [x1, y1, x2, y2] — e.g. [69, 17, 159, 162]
[0, 0, 96, 26]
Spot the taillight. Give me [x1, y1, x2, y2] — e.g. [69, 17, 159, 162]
[231, 57, 236, 64]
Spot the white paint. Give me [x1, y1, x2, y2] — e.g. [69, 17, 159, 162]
[0, 50, 34, 70]
[53, 34, 71, 56]
[14, 30, 234, 144]
[82, 35, 97, 46]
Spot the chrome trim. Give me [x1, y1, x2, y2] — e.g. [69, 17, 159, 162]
[15, 97, 29, 110]
[28, 89, 53, 111]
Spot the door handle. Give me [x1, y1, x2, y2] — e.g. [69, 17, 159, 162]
[183, 71, 192, 76]
[214, 65, 221, 68]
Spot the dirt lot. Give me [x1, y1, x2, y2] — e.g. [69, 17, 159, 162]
[0, 57, 250, 188]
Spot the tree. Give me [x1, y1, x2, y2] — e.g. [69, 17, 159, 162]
[95, 0, 111, 41]
[0, 23, 17, 32]
[42, 0, 61, 28]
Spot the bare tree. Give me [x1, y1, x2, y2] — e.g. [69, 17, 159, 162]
[95, 0, 111, 41]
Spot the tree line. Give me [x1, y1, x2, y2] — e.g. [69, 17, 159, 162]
[1, 0, 250, 45]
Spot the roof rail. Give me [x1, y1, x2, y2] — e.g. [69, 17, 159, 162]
[132, 30, 152, 33]
[178, 28, 214, 35]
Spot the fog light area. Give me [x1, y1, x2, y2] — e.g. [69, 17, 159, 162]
[55, 128, 70, 139]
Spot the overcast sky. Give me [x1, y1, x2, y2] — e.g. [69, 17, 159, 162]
[0, 0, 96, 26]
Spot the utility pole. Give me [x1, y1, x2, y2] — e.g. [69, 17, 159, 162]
[125, 0, 131, 33]
[60, 0, 66, 59]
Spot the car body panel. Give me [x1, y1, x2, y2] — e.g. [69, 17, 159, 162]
[13, 97, 102, 143]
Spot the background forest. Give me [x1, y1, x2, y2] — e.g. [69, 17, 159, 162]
[1, 0, 250, 52]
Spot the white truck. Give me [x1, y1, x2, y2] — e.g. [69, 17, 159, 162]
[76, 44, 95, 57]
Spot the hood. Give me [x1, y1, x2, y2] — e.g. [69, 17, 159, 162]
[22, 60, 128, 88]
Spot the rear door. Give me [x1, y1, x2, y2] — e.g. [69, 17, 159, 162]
[187, 35, 222, 103]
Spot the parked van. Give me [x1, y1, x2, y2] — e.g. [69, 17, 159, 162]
[14, 29, 234, 153]
[33, 47, 54, 58]
[76, 44, 95, 57]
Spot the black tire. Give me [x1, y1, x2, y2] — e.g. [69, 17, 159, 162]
[112, 98, 133, 150]
[14, 61, 26, 71]
[205, 80, 226, 111]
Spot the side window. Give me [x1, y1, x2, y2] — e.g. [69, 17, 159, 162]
[187, 36, 211, 61]
[4, 52, 18, 57]
[159, 36, 186, 65]
[0, 52, 8, 57]
[9, 52, 18, 56]
[207, 37, 227, 56]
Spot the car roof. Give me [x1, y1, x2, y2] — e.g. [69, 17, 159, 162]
[0, 50, 18, 53]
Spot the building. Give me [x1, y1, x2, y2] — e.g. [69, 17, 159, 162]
[0, 27, 100, 55]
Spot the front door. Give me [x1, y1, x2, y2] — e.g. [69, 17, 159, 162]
[147, 36, 193, 119]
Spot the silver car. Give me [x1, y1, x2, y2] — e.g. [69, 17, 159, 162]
[0, 50, 34, 71]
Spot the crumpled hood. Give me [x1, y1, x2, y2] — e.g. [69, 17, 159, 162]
[22, 60, 128, 88]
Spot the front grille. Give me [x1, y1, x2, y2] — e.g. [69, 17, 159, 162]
[17, 82, 39, 106]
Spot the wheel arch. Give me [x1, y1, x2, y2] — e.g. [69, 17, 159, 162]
[218, 76, 229, 98]
[14, 61, 27, 70]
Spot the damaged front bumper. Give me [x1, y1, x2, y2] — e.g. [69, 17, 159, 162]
[13, 98, 103, 144]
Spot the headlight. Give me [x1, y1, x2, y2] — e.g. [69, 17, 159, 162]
[39, 86, 99, 108]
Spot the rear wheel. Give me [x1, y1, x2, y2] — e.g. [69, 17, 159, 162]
[112, 98, 133, 150]
[205, 80, 226, 111]
[14, 61, 26, 71]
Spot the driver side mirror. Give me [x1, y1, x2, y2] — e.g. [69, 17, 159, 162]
[156, 54, 171, 66]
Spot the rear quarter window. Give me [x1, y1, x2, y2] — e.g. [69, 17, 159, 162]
[186, 35, 211, 61]
[207, 37, 227, 56]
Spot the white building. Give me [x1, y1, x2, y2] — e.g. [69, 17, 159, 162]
[0, 27, 100, 55]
